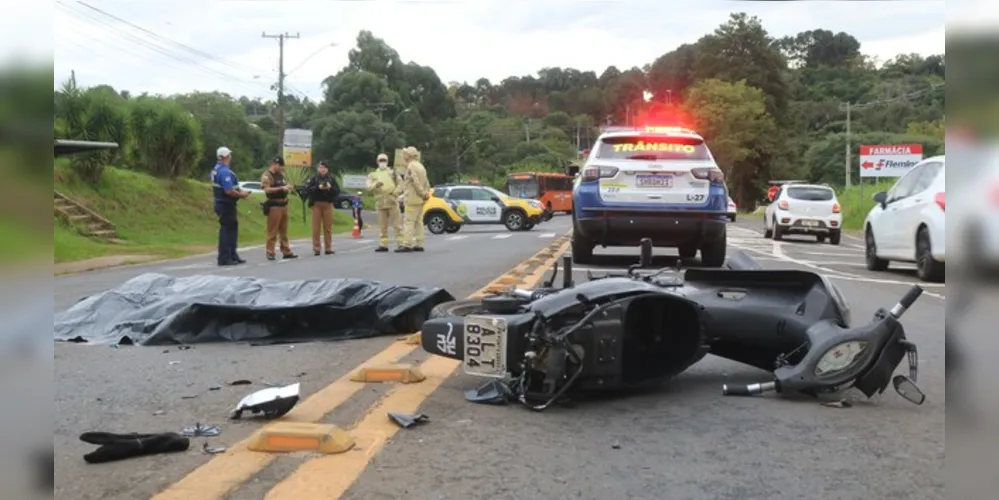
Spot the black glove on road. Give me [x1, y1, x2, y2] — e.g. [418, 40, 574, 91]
[79, 432, 190, 464]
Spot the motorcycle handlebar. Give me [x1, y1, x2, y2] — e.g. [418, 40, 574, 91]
[722, 381, 777, 396]
[889, 285, 924, 319]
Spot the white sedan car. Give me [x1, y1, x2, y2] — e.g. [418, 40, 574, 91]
[763, 183, 843, 244]
[238, 181, 265, 194]
[727, 196, 737, 221]
[863, 155, 945, 282]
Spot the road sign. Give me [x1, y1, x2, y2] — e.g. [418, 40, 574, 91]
[859, 144, 924, 178]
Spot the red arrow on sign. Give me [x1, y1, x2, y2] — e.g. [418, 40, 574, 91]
[861, 161, 874, 169]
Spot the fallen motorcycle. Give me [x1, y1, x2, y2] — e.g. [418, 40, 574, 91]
[420, 239, 926, 410]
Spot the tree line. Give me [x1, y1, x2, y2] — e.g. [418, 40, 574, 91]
[53, 13, 944, 206]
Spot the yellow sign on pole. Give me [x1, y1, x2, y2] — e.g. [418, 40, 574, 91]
[283, 146, 311, 168]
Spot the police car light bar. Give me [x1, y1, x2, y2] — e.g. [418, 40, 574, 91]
[767, 179, 807, 185]
[599, 125, 698, 135]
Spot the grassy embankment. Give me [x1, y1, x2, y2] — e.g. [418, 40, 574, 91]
[54, 162, 353, 263]
[748, 181, 894, 232]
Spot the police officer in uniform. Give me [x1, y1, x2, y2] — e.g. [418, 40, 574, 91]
[211, 146, 250, 266]
[397, 146, 431, 253]
[260, 156, 298, 261]
[366, 153, 403, 252]
[304, 160, 339, 256]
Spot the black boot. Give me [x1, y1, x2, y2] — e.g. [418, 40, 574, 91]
[375, 246, 389, 252]
[394, 247, 412, 253]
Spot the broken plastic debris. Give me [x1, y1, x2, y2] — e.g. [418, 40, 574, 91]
[822, 399, 853, 408]
[209, 385, 222, 391]
[168, 361, 181, 365]
[152, 410, 165, 416]
[182, 423, 220, 437]
[230, 383, 300, 420]
[465, 380, 512, 405]
[228, 380, 252, 386]
[202, 442, 226, 454]
[388, 412, 430, 429]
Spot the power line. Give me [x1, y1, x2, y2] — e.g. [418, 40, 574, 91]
[75, 1, 265, 76]
[56, 1, 273, 97]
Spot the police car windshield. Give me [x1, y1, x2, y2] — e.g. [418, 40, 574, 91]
[596, 135, 711, 161]
[482, 186, 507, 199]
[787, 186, 834, 201]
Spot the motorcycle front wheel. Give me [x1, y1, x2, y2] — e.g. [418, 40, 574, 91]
[429, 299, 488, 318]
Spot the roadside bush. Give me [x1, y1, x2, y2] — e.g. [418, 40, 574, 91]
[127, 97, 203, 178]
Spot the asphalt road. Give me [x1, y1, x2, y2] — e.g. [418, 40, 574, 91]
[341, 220, 944, 500]
[54, 216, 945, 500]
[53, 216, 571, 500]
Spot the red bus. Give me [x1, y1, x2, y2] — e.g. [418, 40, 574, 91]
[505, 172, 575, 213]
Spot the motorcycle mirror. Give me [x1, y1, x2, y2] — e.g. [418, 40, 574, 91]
[639, 238, 653, 268]
[892, 375, 925, 405]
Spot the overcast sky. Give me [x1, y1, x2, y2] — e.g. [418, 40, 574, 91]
[9, 1, 958, 101]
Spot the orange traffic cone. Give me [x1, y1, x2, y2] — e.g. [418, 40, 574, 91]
[351, 219, 361, 238]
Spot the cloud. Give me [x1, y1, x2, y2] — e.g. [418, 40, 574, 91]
[50, 0, 946, 101]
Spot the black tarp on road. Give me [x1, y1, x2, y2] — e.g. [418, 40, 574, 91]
[54, 273, 456, 346]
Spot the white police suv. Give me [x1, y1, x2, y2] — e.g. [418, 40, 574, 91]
[571, 126, 729, 266]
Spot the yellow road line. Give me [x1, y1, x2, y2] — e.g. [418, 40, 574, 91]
[264, 239, 570, 500]
[152, 236, 570, 500]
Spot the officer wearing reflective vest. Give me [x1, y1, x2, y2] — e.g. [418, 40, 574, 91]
[260, 156, 298, 261]
[366, 153, 404, 252]
[211, 147, 250, 266]
[304, 160, 340, 256]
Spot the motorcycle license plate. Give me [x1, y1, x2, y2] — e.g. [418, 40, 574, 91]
[462, 315, 508, 378]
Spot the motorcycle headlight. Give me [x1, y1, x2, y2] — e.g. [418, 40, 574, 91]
[820, 275, 851, 326]
[815, 341, 868, 377]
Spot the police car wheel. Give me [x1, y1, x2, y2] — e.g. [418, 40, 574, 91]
[571, 235, 594, 264]
[426, 214, 448, 235]
[700, 233, 727, 268]
[503, 211, 525, 231]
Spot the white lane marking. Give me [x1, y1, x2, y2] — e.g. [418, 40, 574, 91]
[797, 250, 864, 257]
[741, 239, 946, 300]
[446, 235, 468, 241]
[825, 274, 946, 289]
[539, 232, 556, 238]
[491, 234, 512, 239]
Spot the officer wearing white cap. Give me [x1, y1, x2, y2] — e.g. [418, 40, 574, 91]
[210, 146, 250, 266]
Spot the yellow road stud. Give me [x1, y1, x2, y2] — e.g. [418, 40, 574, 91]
[349, 364, 426, 383]
[247, 422, 354, 454]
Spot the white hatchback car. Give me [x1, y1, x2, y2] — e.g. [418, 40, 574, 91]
[863, 155, 945, 282]
[763, 183, 843, 244]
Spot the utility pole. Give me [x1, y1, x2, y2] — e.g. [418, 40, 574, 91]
[842, 101, 851, 188]
[262, 31, 300, 156]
